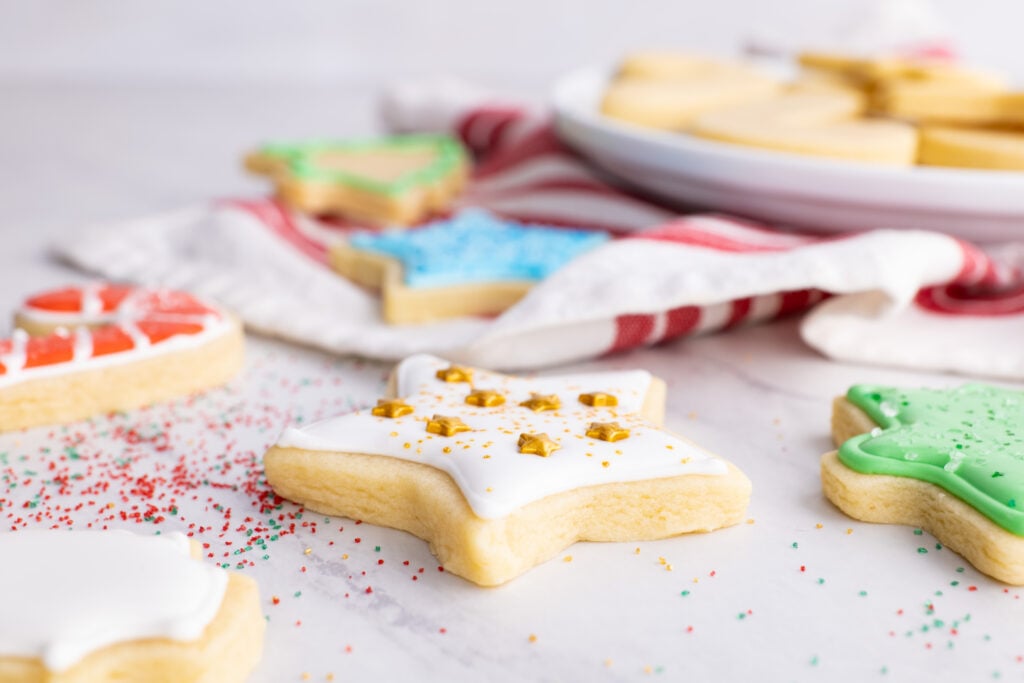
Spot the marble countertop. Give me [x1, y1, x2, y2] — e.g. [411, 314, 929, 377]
[2, 81, 1021, 682]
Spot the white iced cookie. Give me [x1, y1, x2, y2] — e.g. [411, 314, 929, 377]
[264, 354, 751, 586]
[691, 91, 918, 164]
[0, 530, 264, 683]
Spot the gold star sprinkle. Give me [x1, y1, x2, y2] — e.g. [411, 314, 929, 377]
[519, 393, 561, 412]
[371, 398, 414, 418]
[578, 391, 618, 407]
[426, 414, 471, 437]
[586, 421, 630, 442]
[465, 389, 506, 407]
[435, 365, 473, 383]
[518, 432, 560, 457]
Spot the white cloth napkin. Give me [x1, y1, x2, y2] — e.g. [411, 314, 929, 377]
[57, 87, 1024, 376]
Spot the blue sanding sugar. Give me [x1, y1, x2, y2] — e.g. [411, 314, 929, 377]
[348, 209, 610, 288]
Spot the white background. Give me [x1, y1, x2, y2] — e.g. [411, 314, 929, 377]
[2, 0, 1023, 87]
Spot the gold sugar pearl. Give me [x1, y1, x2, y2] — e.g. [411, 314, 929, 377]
[465, 389, 506, 407]
[578, 391, 618, 408]
[586, 421, 630, 442]
[371, 398, 414, 418]
[518, 432, 560, 457]
[425, 414, 471, 437]
[519, 393, 561, 412]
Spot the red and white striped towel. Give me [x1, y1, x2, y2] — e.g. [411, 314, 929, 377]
[58, 83, 1024, 377]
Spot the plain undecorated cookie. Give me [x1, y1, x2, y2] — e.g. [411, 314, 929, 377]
[919, 126, 1024, 170]
[691, 91, 918, 164]
[873, 80, 1024, 126]
[601, 53, 781, 130]
[797, 52, 1007, 90]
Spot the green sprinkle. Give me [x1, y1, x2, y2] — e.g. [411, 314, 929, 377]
[817, 578, 825, 585]
[791, 542, 799, 549]
[917, 547, 928, 554]
[294, 591, 302, 598]
[914, 529, 924, 536]
[809, 656, 819, 666]
[859, 590, 868, 597]
[680, 590, 690, 597]
[375, 546, 381, 552]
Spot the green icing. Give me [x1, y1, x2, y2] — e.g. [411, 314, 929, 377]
[257, 134, 465, 196]
[840, 384, 1024, 535]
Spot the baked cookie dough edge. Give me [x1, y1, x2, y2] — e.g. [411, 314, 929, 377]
[822, 396, 1024, 585]
[264, 444, 750, 587]
[0, 569, 264, 683]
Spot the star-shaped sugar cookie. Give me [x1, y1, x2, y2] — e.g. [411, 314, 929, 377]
[244, 134, 468, 225]
[265, 354, 750, 586]
[823, 383, 1024, 584]
[328, 209, 610, 324]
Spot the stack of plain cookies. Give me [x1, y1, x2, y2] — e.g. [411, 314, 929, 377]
[602, 50, 1024, 170]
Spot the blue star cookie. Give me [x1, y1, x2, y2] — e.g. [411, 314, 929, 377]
[329, 209, 610, 323]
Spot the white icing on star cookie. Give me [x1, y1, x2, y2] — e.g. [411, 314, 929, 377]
[0, 530, 228, 672]
[276, 354, 727, 519]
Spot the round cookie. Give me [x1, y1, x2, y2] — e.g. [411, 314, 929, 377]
[0, 530, 264, 683]
[617, 51, 772, 82]
[918, 125, 1024, 170]
[601, 73, 781, 130]
[798, 52, 1007, 90]
[873, 80, 1013, 126]
[690, 91, 918, 164]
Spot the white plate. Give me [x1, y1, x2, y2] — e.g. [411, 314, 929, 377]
[552, 67, 1024, 242]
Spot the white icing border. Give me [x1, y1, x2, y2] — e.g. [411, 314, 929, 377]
[276, 354, 727, 519]
[0, 530, 228, 672]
